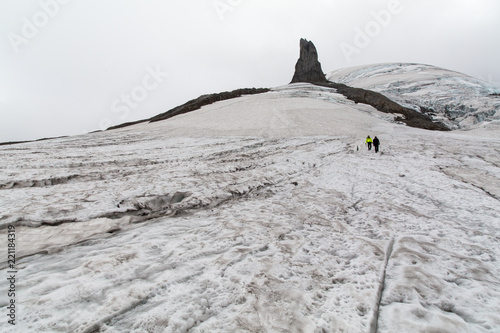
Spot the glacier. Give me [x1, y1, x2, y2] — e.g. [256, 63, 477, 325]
[327, 63, 500, 130]
[1, 82, 500, 332]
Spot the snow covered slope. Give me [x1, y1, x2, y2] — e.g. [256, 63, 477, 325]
[328, 63, 500, 130]
[126, 83, 393, 138]
[1, 84, 500, 332]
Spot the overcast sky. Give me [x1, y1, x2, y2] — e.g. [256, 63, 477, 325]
[1, 0, 499, 142]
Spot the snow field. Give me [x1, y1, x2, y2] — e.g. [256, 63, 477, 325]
[0, 84, 499, 332]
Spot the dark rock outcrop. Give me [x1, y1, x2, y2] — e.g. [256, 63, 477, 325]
[288, 38, 449, 131]
[109, 38, 448, 132]
[107, 87, 270, 130]
[290, 38, 328, 84]
[149, 88, 270, 123]
[0, 136, 69, 146]
[315, 82, 450, 131]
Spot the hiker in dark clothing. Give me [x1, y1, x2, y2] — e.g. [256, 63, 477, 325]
[373, 136, 380, 153]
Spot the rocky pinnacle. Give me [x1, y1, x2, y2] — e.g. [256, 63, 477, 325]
[290, 38, 328, 84]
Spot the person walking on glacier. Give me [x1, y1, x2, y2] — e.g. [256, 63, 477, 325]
[373, 136, 380, 153]
[365, 136, 373, 151]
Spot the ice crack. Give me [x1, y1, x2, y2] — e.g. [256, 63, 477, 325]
[370, 237, 395, 333]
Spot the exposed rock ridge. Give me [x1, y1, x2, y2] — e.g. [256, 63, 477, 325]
[149, 88, 270, 123]
[107, 87, 270, 130]
[109, 38, 448, 132]
[315, 82, 450, 131]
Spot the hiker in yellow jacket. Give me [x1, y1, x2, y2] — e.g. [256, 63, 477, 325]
[365, 136, 373, 151]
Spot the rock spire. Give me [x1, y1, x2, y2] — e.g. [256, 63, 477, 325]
[290, 38, 328, 84]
